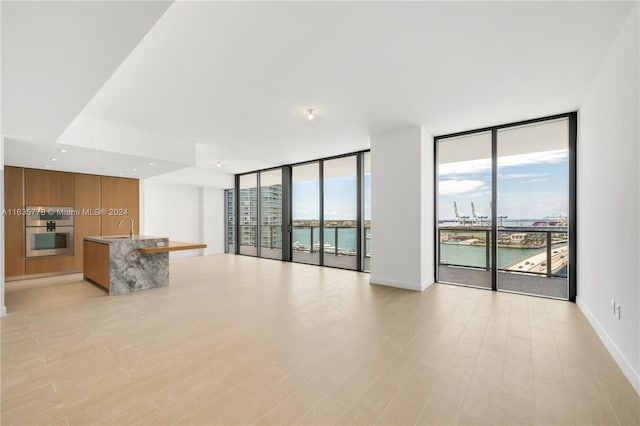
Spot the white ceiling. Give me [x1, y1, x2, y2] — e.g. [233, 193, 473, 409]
[2, 1, 636, 182]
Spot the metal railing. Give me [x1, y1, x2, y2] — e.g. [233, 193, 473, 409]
[438, 226, 568, 278]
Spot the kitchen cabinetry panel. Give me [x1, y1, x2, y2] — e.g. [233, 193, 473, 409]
[83, 241, 109, 289]
[74, 174, 101, 270]
[101, 177, 139, 236]
[4, 166, 25, 277]
[25, 168, 51, 206]
[25, 256, 76, 275]
[51, 172, 74, 206]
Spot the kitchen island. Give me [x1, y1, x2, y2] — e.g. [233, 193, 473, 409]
[83, 236, 170, 295]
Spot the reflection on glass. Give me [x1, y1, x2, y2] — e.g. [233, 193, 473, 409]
[239, 173, 258, 256]
[260, 169, 283, 259]
[363, 152, 371, 271]
[497, 118, 569, 298]
[323, 156, 357, 270]
[437, 131, 492, 288]
[292, 163, 320, 265]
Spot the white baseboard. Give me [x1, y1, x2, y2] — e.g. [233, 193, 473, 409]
[577, 296, 640, 395]
[370, 276, 433, 292]
[1, 306, 6, 317]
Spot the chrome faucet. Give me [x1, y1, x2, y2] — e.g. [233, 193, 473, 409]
[117, 217, 135, 239]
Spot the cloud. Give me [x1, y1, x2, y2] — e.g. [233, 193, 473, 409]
[499, 172, 549, 180]
[525, 178, 551, 183]
[440, 149, 567, 176]
[498, 149, 567, 168]
[439, 159, 491, 176]
[439, 179, 485, 195]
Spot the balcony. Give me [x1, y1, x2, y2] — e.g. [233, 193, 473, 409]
[438, 225, 568, 298]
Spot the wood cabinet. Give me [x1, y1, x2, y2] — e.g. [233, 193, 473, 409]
[25, 168, 51, 206]
[25, 256, 76, 275]
[51, 171, 74, 206]
[83, 240, 109, 290]
[100, 176, 139, 236]
[25, 169, 74, 206]
[4, 166, 25, 277]
[5, 168, 139, 279]
[73, 174, 101, 270]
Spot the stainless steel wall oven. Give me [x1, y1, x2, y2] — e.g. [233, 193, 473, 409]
[25, 206, 74, 257]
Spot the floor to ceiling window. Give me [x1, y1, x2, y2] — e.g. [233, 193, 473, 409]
[230, 150, 370, 272]
[224, 189, 235, 254]
[363, 151, 371, 272]
[238, 173, 258, 256]
[292, 162, 321, 265]
[259, 169, 283, 260]
[437, 131, 493, 289]
[323, 155, 357, 270]
[435, 113, 576, 300]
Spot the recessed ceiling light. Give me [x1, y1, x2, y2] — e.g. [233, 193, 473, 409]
[44, 165, 52, 168]
[307, 108, 315, 120]
[148, 162, 154, 166]
[50, 158, 57, 161]
[132, 168, 137, 172]
[118, 173, 124, 176]
[217, 161, 223, 168]
[59, 149, 67, 153]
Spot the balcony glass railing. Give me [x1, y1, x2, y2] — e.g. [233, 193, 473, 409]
[292, 226, 360, 256]
[439, 226, 568, 278]
[260, 224, 282, 249]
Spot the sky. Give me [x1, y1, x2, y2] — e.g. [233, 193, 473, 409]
[292, 175, 371, 220]
[290, 148, 567, 222]
[438, 149, 569, 220]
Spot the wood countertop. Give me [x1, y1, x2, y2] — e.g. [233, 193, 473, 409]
[138, 241, 207, 254]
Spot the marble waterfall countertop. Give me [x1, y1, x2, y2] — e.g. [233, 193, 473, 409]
[84, 236, 170, 295]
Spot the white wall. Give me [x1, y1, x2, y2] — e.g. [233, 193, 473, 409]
[141, 180, 226, 259]
[370, 126, 434, 291]
[202, 187, 225, 255]
[421, 127, 435, 285]
[577, 4, 639, 393]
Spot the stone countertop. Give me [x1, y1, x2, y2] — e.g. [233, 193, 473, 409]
[84, 235, 166, 244]
[83, 236, 170, 295]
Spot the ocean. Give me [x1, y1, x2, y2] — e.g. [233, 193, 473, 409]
[292, 227, 369, 255]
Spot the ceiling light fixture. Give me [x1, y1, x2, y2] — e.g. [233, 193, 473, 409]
[132, 168, 137, 172]
[44, 165, 52, 168]
[148, 162, 154, 166]
[307, 108, 315, 120]
[50, 158, 57, 161]
[59, 149, 67, 153]
[118, 173, 124, 176]
[217, 161, 223, 168]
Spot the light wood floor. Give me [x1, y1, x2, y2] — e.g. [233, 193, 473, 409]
[2, 254, 639, 425]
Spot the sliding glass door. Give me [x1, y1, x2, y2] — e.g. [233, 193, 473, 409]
[435, 114, 575, 300]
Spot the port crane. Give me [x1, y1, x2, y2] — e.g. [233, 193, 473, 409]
[454, 202, 470, 226]
[470, 202, 488, 225]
